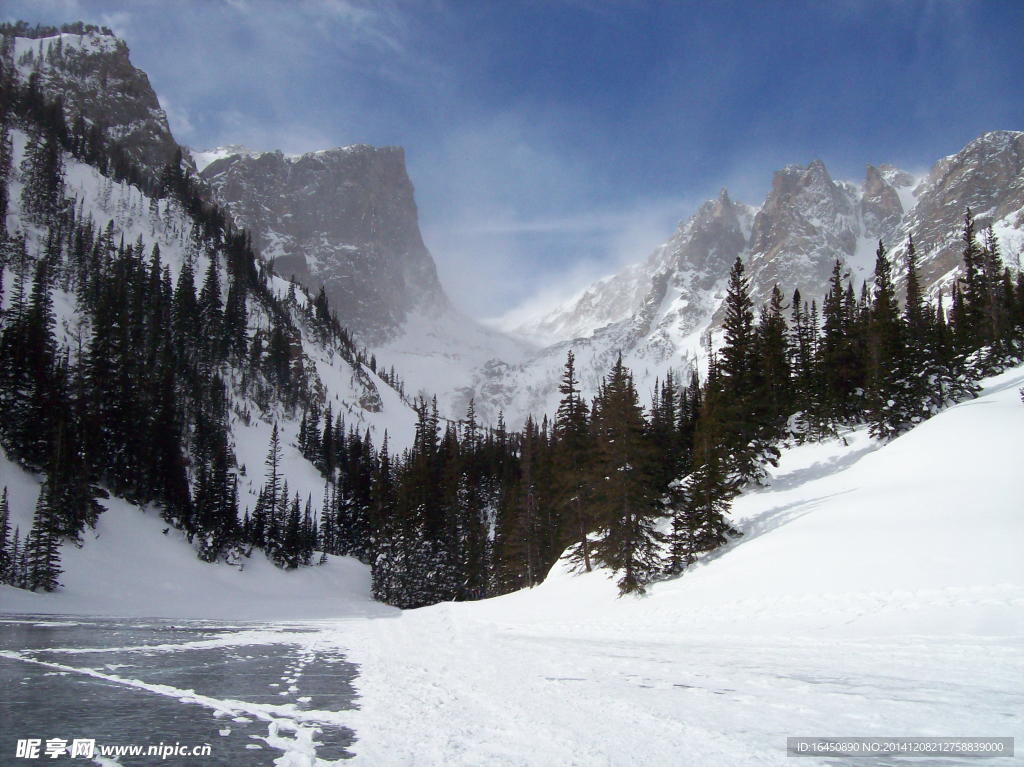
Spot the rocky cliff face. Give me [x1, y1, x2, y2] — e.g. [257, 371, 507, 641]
[488, 131, 1024, 427]
[745, 160, 860, 310]
[2, 27, 454, 347]
[2, 30, 179, 182]
[200, 145, 450, 344]
[889, 131, 1024, 292]
[861, 164, 908, 244]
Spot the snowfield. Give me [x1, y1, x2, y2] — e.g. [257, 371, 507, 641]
[2, 365, 1022, 765]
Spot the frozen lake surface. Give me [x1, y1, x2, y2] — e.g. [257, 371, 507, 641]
[0, 616, 358, 764]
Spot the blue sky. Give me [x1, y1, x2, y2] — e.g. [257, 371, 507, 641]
[6, 1, 1024, 320]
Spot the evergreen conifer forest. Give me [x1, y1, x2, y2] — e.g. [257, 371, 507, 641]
[1, 28, 1023, 606]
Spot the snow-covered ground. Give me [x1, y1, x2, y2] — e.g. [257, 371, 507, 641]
[2, 365, 1022, 765]
[331, 364, 1023, 765]
[0, 477, 393, 621]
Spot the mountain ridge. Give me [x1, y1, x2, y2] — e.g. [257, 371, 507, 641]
[480, 130, 1023, 428]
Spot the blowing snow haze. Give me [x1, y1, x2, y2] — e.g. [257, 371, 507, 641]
[1, 4, 1023, 767]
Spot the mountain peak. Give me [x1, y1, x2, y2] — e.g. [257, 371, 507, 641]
[2, 25, 177, 184]
[200, 142, 449, 343]
[806, 158, 829, 174]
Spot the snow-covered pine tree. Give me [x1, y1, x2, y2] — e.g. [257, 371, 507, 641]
[0, 487, 10, 583]
[26, 482, 62, 592]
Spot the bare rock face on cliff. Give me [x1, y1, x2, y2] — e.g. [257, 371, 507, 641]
[1, 29, 179, 182]
[861, 163, 907, 245]
[199, 145, 450, 344]
[744, 159, 860, 311]
[889, 131, 1024, 292]
[487, 131, 1024, 428]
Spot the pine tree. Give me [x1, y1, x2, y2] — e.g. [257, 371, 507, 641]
[718, 256, 772, 484]
[2, 259, 57, 468]
[47, 360, 104, 541]
[26, 483, 62, 592]
[901, 235, 933, 424]
[191, 379, 239, 562]
[904, 235, 927, 350]
[198, 252, 223, 363]
[980, 227, 1005, 350]
[553, 351, 595, 572]
[370, 433, 402, 604]
[222, 272, 248, 359]
[819, 260, 860, 425]
[754, 284, 791, 443]
[458, 399, 489, 595]
[172, 258, 200, 362]
[265, 422, 283, 517]
[789, 291, 816, 439]
[9, 527, 23, 588]
[667, 387, 740, 573]
[0, 120, 13, 239]
[720, 257, 756, 394]
[281, 493, 302, 568]
[866, 240, 906, 439]
[649, 370, 682, 492]
[0, 487, 10, 584]
[589, 356, 663, 595]
[152, 363, 192, 527]
[322, 402, 335, 476]
[957, 208, 985, 348]
[19, 128, 65, 226]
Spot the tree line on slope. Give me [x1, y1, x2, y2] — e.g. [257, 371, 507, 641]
[255, 213, 1022, 606]
[0, 59, 396, 590]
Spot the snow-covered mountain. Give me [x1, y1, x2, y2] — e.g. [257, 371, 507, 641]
[4, 28, 179, 183]
[197, 144, 450, 344]
[2, 25, 527, 429]
[482, 131, 1024, 427]
[1, 28, 420, 524]
[8, 27, 1022, 435]
[195, 142, 535, 423]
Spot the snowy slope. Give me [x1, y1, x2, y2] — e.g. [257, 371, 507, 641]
[375, 306, 536, 425]
[331, 364, 1024, 765]
[4, 121, 419, 491]
[0, 447, 392, 620]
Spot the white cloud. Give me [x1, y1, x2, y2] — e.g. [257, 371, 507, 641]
[156, 93, 194, 140]
[98, 9, 130, 37]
